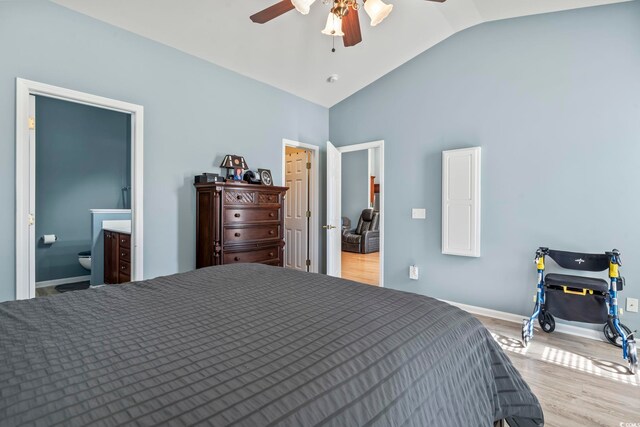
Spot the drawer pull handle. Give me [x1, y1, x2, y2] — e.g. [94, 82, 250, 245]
[237, 195, 242, 200]
[235, 232, 241, 237]
[269, 213, 275, 217]
[234, 256, 240, 261]
[234, 213, 241, 218]
[121, 252, 126, 257]
[121, 265, 126, 270]
[269, 252, 274, 257]
[269, 230, 274, 235]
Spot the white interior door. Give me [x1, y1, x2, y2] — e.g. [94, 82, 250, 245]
[326, 141, 341, 277]
[284, 150, 308, 271]
[28, 95, 36, 298]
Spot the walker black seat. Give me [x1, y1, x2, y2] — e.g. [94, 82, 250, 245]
[545, 273, 609, 293]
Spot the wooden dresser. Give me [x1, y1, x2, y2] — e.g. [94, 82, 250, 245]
[104, 230, 131, 284]
[195, 182, 288, 268]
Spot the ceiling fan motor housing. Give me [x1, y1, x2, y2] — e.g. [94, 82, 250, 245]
[332, 0, 359, 17]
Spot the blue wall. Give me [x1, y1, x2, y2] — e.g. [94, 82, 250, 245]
[0, 0, 328, 301]
[341, 150, 369, 230]
[35, 96, 130, 282]
[330, 2, 640, 331]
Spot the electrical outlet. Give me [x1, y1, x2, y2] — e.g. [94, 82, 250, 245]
[411, 208, 426, 219]
[627, 297, 639, 313]
[409, 265, 419, 280]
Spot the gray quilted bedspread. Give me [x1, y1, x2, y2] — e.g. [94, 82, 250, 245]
[0, 264, 543, 426]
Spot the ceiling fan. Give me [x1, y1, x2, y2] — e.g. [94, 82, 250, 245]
[250, 0, 447, 48]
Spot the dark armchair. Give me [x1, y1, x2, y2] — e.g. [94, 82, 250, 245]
[342, 209, 380, 254]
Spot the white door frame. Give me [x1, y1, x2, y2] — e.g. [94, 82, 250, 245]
[15, 78, 144, 299]
[281, 139, 320, 273]
[337, 140, 385, 287]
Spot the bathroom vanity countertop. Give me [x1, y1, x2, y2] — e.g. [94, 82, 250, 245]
[102, 219, 131, 235]
[103, 227, 131, 234]
[103, 225, 131, 234]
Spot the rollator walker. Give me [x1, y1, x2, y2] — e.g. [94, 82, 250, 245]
[522, 247, 638, 374]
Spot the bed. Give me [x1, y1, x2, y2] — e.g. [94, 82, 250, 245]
[0, 264, 543, 426]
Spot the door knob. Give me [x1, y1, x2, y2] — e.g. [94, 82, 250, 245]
[322, 225, 337, 230]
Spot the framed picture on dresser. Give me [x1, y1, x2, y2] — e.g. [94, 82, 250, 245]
[258, 169, 273, 186]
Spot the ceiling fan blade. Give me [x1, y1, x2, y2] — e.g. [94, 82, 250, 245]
[250, 0, 295, 24]
[342, 9, 362, 47]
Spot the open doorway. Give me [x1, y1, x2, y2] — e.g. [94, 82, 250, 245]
[340, 147, 381, 286]
[33, 96, 132, 296]
[281, 139, 319, 273]
[325, 140, 384, 287]
[15, 79, 144, 300]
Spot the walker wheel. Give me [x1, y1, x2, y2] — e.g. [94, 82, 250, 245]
[628, 342, 638, 375]
[521, 320, 531, 348]
[604, 323, 632, 348]
[538, 311, 555, 333]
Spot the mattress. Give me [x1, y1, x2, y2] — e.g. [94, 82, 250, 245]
[0, 264, 543, 426]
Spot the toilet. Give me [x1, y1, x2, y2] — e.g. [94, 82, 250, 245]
[78, 251, 92, 271]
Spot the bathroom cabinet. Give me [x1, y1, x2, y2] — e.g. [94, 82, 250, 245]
[104, 230, 131, 284]
[194, 182, 287, 268]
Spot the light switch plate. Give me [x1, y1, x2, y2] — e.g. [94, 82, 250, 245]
[412, 208, 426, 219]
[627, 297, 639, 313]
[409, 265, 419, 280]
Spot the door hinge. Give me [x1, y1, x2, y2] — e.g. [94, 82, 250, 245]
[28, 214, 35, 226]
[306, 162, 311, 170]
[305, 210, 311, 218]
[28, 117, 35, 130]
[305, 259, 311, 267]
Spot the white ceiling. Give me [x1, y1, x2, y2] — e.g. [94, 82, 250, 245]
[51, 0, 629, 107]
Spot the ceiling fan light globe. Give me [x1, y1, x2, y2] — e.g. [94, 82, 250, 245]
[292, 0, 316, 15]
[321, 12, 345, 36]
[364, 0, 393, 26]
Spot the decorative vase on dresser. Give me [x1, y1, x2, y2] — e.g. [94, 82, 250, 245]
[195, 182, 288, 268]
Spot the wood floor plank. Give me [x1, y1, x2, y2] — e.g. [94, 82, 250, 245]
[476, 315, 640, 426]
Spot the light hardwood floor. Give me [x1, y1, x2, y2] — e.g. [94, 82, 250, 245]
[477, 315, 639, 426]
[341, 251, 380, 286]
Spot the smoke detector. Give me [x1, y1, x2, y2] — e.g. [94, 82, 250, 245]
[326, 74, 339, 83]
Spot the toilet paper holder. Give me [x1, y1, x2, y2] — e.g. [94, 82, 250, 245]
[41, 234, 58, 244]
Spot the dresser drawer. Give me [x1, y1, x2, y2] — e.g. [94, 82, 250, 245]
[224, 225, 280, 243]
[119, 273, 131, 283]
[257, 192, 280, 205]
[119, 247, 131, 262]
[118, 233, 131, 248]
[224, 208, 280, 224]
[224, 190, 255, 205]
[223, 246, 281, 264]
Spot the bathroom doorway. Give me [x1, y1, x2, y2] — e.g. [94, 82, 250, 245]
[15, 79, 144, 300]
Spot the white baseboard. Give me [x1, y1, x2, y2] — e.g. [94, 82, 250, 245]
[36, 275, 91, 289]
[441, 299, 605, 342]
